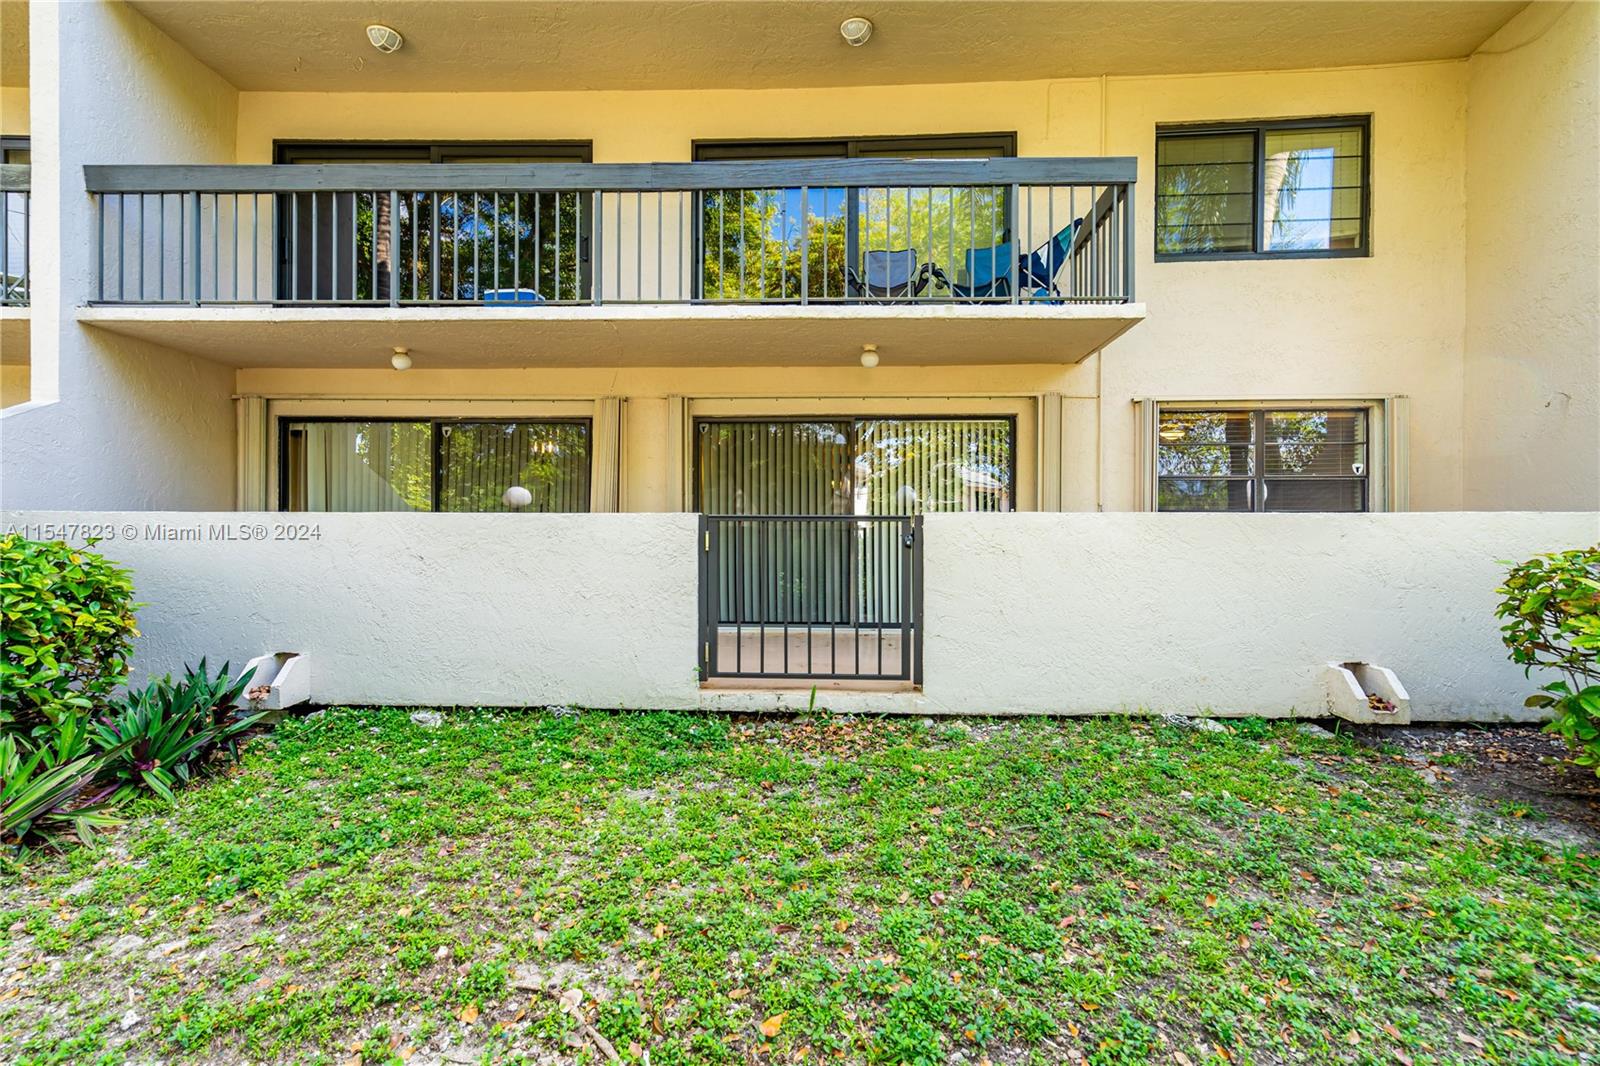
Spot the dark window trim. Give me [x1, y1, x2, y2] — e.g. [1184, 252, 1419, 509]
[691, 132, 1017, 161]
[1, 135, 28, 164]
[1154, 405, 1371, 513]
[692, 414, 1018, 515]
[1154, 115, 1371, 262]
[277, 415, 594, 512]
[274, 140, 594, 164]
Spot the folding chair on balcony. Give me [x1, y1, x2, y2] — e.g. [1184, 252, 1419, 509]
[929, 241, 1013, 300]
[1017, 219, 1084, 300]
[845, 249, 934, 301]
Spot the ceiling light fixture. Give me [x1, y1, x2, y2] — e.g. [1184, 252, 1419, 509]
[840, 16, 874, 46]
[390, 346, 412, 371]
[366, 24, 404, 54]
[859, 343, 880, 368]
[1158, 424, 1184, 441]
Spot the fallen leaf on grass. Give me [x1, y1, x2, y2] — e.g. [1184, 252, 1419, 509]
[729, 988, 750, 1000]
[1204, 893, 1218, 909]
[458, 1003, 478, 1024]
[760, 1013, 785, 1037]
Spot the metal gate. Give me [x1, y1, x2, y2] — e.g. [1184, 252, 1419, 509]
[698, 514, 923, 683]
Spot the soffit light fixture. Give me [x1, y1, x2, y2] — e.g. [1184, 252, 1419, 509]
[859, 344, 880, 368]
[840, 16, 874, 46]
[390, 347, 412, 370]
[366, 24, 404, 54]
[1158, 423, 1185, 441]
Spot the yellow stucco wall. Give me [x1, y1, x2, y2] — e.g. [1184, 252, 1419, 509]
[1463, 1, 1600, 510]
[0, 86, 25, 135]
[221, 56, 1564, 513]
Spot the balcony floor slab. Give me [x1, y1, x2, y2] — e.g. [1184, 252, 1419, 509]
[75, 303, 1145, 368]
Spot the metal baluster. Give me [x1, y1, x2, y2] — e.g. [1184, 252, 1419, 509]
[93, 194, 103, 302]
[592, 191, 603, 305]
[389, 189, 401, 307]
[212, 193, 220, 303]
[310, 191, 318, 303]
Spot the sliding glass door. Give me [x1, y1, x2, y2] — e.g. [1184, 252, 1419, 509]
[692, 135, 1014, 301]
[695, 417, 1012, 624]
[281, 419, 590, 513]
[275, 142, 592, 304]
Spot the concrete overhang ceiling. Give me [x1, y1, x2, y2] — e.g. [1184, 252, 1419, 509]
[125, 0, 1531, 93]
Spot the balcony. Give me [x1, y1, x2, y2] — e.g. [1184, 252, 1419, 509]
[79, 157, 1144, 367]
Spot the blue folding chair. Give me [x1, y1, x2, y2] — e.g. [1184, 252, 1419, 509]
[930, 241, 1013, 300]
[845, 249, 934, 301]
[1017, 219, 1083, 299]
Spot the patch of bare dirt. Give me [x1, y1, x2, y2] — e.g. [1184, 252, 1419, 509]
[1350, 722, 1600, 845]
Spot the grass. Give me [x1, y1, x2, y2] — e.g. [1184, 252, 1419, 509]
[1, 709, 1596, 1065]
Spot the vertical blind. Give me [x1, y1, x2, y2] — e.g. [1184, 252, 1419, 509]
[696, 418, 1013, 516]
[696, 418, 1012, 625]
[283, 419, 590, 512]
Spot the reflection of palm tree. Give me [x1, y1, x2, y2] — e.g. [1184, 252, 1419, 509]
[1158, 153, 1303, 253]
[1261, 152, 1307, 247]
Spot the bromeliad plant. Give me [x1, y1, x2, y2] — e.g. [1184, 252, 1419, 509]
[1496, 545, 1600, 776]
[1, 726, 127, 856]
[91, 659, 263, 803]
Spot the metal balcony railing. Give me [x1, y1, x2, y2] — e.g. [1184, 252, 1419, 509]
[83, 158, 1136, 308]
[1, 165, 28, 307]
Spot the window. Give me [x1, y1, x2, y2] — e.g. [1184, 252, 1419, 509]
[1156, 408, 1369, 512]
[1156, 118, 1369, 259]
[280, 419, 591, 512]
[273, 141, 593, 302]
[1, 136, 28, 165]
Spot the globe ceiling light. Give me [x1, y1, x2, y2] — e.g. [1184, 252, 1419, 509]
[839, 16, 874, 46]
[366, 24, 404, 54]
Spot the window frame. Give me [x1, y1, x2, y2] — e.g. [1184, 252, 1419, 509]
[1154, 115, 1372, 262]
[1150, 403, 1376, 514]
[0, 135, 28, 165]
[276, 415, 595, 513]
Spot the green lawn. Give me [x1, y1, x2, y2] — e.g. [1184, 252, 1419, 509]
[2, 710, 1595, 1066]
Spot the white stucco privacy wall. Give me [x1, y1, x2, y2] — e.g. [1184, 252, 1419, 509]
[922, 511, 1599, 720]
[6, 510, 1596, 719]
[7, 512, 703, 708]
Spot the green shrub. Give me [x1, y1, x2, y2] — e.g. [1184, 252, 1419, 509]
[1495, 546, 1600, 776]
[1, 535, 139, 733]
[92, 659, 263, 802]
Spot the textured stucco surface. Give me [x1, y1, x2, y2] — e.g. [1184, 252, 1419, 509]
[232, 59, 1481, 512]
[1463, 2, 1600, 510]
[0, 0, 238, 510]
[921, 511, 1600, 720]
[124, 1, 1526, 92]
[5, 511, 1595, 719]
[6, 512, 704, 708]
